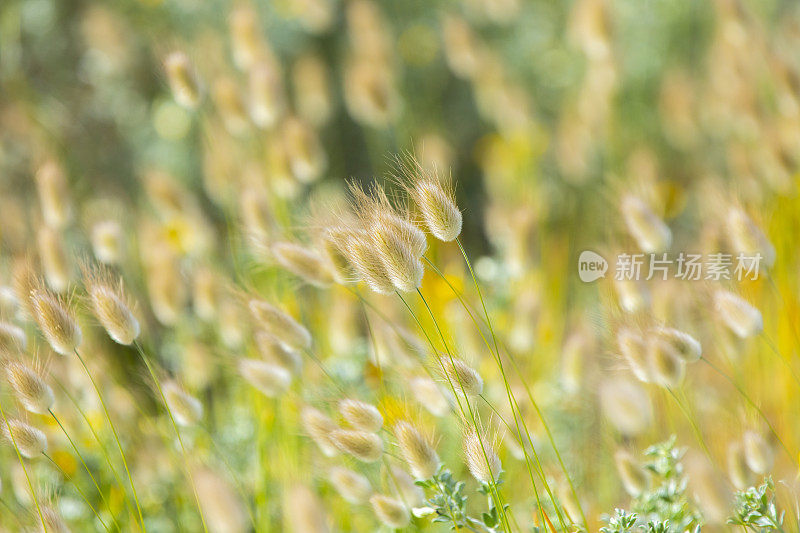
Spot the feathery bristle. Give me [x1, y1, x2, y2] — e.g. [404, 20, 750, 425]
[369, 494, 410, 529]
[463, 430, 501, 484]
[5, 360, 54, 415]
[440, 357, 483, 397]
[328, 466, 372, 504]
[330, 429, 383, 462]
[301, 405, 339, 457]
[394, 420, 440, 480]
[238, 358, 292, 398]
[339, 399, 383, 432]
[248, 299, 312, 353]
[271, 241, 334, 288]
[163, 381, 203, 427]
[30, 288, 82, 356]
[714, 289, 763, 339]
[84, 268, 140, 345]
[3, 418, 47, 458]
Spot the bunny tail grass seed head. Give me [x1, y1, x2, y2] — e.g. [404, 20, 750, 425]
[83, 267, 140, 345]
[370, 494, 410, 529]
[338, 398, 383, 432]
[647, 337, 686, 388]
[37, 502, 71, 533]
[163, 381, 203, 427]
[285, 484, 330, 533]
[301, 405, 339, 457]
[651, 326, 702, 362]
[727, 442, 755, 490]
[248, 299, 312, 353]
[614, 449, 649, 496]
[348, 184, 424, 291]
[463, 429, 501, 484]
[5, 360, 54, 415]
[3, 418, 47, 458]
[255, 330, 302, 373]
[440, 357, 483, 396]
[727, 207, 776, 268]
[90, 219, 125, 265]
[395, 155, 462, 242]
[714, 289, 763, 338]
[616, 326, 652, 383]
[30, 287, 82, 356]
[271, 241, 334, 287]
[600, 378, 652, 437]
[238, 358, 292, 398]
[742, 430, 775, 475]
[328, 466, 372, 504]
[193, 466, 248, 533]
[394, 420, 440, 480]
[37, 225, 71, 293]
[620, 194, 671, 253]
[164, 51, 202, 109]
[409, 376, 451, 417]
[341, 231, 396, 294]
[35, 160, 72, 230]
[330, 429, 383, 462]
[0, 321, 27, 352]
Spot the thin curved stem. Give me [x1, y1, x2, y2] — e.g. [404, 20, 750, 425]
[132, 341, 209, 533]
[49, 408, 119, 530]
[43, 451, 111, 532]
[74, 348, 146, 531]
[0, 400, 46, 532]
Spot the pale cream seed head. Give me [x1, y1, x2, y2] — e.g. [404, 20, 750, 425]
[714, 290, 763, 339]
[35, 160, 72, 229]
[441, 357, 483, 397]
[463, 430, 501, 484]
[238, 358, 292, 398]
[330, 429, 383, 462]
[614, 449, 648, 496]
[5, 361, 54, 415]
[0, 321, 27, 353]
[369, 494, 410, 529]
[617, 327, 652, 383]
[651, 326, 702, 362]
[87, 282, 140, 345]
[742, 430, 774, 475]
[599, 378, 652, 436]
[727, 207, 776, 268]
[300, 405, 339, 457]
[394, 421, 440, 480]
[371, 223, 424, 292]
[3, 419, 47, 458]
[271, 241, 334, 288]
[37, 226, 71, 293]
[409, 376, 451, 417]
[338, 399, 383, 432]
[254, 330, 302, 373]
[164, 51, 202, 109]
[646, 338, 685, 388]
[328, 466, 372, 504]
[414, 179, 462, 242]
[248, 299, 312, 353]
[343, 232, 396, 294]
[163, 381, 203, 427]
[193, 466, 248, 533]
[620, 195, 671, 253]
[30, 289, 82, 356]
[91, 220, 125, 265]
[38, 503, 71, 533]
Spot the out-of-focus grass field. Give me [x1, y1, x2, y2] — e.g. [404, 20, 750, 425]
[1, 0, 800, 531]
